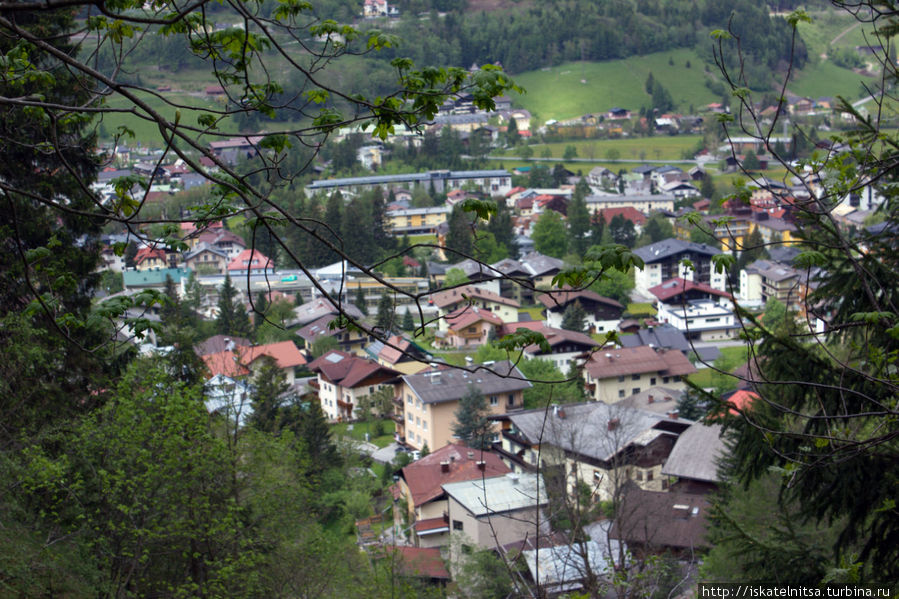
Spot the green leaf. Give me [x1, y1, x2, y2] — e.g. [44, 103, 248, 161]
[496, 328, 550, 354]
[458, 198, 497, 221]
[711, 253, 736, 274]
[710, 29, 733, 40]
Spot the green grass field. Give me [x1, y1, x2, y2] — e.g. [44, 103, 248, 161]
[510, 49, 721, 122]
[687, 345, 748, 390]
[496, 135, 703, 162]
[787, 60, 870, 100]
[332, 419, 396, 448]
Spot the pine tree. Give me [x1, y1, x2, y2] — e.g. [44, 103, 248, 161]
[609, 214, 637, 248]
[560, 301, 587, 333]
[215, 275, 251, 338]
[567, 179, 592, 256]
[355, 285, 368, 316]
[452, 386, 493, 449]
[589, 212, 608, 248]
[446, 204, 474, 259]
[249, 356, 289, 434]
[375, 293, 395, 333]
[402, 309, 414, 331]
[254, 290, 269, 331]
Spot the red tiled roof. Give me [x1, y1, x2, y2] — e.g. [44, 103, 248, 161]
[378, 335, 411, 365]
[446, 305, 504, 331]
[227, 248, 273, 271]
[202, 341, 306, 377]
[134, 246, 166, 265]
[402, 255, 421, 268]
[498, 322, 596, 352]
[595, 206, 647, 226]
[413, 517, 449, 533]
[389, 547, 450, 580]
[401, 443, 509, 507]
[429, 284, 520, 310]
[726, 389, 759, 415]
[649, 278, 733, 303]
[506, 186, 526, 197]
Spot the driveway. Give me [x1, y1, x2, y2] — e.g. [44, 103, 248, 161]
[370, 442, 402, 464]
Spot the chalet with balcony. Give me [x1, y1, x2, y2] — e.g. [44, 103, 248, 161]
[308, 350, 400, 422]
[537, 288, 625, 334]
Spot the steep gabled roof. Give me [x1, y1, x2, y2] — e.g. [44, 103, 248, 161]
[446, 305, 504, 331]
[429, 284, 520, 310]
[609, 487, 710, 549]
[662, 423, 726, 483]
[202, 341, 306, 377]
[649, 278, 733, 303]
[227, 248, 273, 271]
[633, 238, 720, 263]
[536, 288, 623, 312]
[401, 444, 509, 507]
[307, 350, 400, 388]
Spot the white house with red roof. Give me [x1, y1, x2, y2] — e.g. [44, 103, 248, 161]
[439, 305, 504, 349]
[134, 246, 169, 270]
[307, 350, 401, 422]
[227, 249, 274, 276]
[202, 340, 307, 385]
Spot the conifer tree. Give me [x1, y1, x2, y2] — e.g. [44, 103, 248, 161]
[561, 300, 587, 333]
[355, 285, 368, 316]
[452, 386, 493, 449]
[567, 178, 592, 256]
[402, 309, 414, 331]
[249, 356, 290, 434]
[375, 294, 395, 333]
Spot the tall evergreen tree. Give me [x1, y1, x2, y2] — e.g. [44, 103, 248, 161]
[589, 212, 608, 247]
[355, 285, 368, 316]
[249, 356, 290, 434]
[486, 200, 517, 259]
[609, 214, 637, 248]
[402, 309, 415, 331]
[216, 275, 251, 338]
[567, 178, 592, 256]
[560, 300, 587, 333]
[452, 386, 493, 449]
[254, 290, 269, 331]
[375, 293, 395, 332]
[342, 197, 377, 265]
[446, 204, 474, 259]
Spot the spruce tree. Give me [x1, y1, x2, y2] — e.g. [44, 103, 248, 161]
[375, 293, 395, 333]
[567, 178, 592, 256]
[249, 356, 289, 434]
[561, 301, 587, 333]
[254, 290, 269, 331]
[446, 204, 474, 259]
[589, 212, 608, 248]
[402, 309, 415, 331]
[355, 285, 368, 316]
[452, 386, 493, 449]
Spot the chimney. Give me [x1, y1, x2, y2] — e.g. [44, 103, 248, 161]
[467, 450, 474, 459]
[450, 455, 456, 463]
[440, 461, 450, 473]
[557, 408, 566, 419]
[608, 418, 620, 431]
[664, 396, 673, 402]
[476, 461, 486, 471]
[667, 410, 679, 420]
[647, 394, 654, 404]
[552, 404, 559, 417]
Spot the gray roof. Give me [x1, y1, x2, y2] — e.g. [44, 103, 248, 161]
[744, 259, 799, 282]
[662, 423, 727, 483]
[403, 360, 531, 405]
[767, 246, 802, 264]
[308, 169, 510, 189]
[443, 472, 547, 517]
[506, 402, 688, 462]
[618, 387, 684, 414]
[289, 297, 364, 328]
[633, 238, 721, 263]
[619, 324, 690, 353]
[518, 251, 565, 277]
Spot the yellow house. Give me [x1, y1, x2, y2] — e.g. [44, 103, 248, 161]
[385, 206, 450, 236]
[393, 360, 531, 451]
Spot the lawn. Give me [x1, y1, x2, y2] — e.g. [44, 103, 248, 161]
[787, 60, 870, 101]
[511, 49, 720, 122]
[626, 303, 657, 317]
[687, 345, 748, 391]
[332, 419, 396, 448]
[495, 135, 703, 162]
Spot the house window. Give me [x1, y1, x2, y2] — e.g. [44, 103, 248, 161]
[423, 421, 428, 430]
[490, 396, 498, 406]
[508, 394, 515, 406]
[618, 389, 626, 398]
[631, 374, 640, 381]
[453, 520, 464, 531]
[632, 388, 640, 395]
[369, 386, 374, 394]
[407, 395, 413, 405]
[662, 377, 670, 384]
[407, 412, 413, 421]
[650, 377, 657, 385]
[593, 470, 602, 481]
[646, 470, 653, 481]
[467, 326, 476, 333]
[617, 375, 625, 383]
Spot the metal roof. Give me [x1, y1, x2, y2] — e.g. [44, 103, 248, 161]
[633, 238, 721, 263]
[661, 423, 727, 483]
[308, 169, 510, 189]
[443, 472, 547, 517]
[403, 360, 531, 405]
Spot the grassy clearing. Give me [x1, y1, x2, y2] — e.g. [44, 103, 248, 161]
[511, 49, 719, 122]
[787, 60, 869, 100]
[688, 345, 748, 390]
[626, 303, 657, 317]
[496, 135, 703, 162]
[332, 419, 396, 448]
[518, 306, 545, 321]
